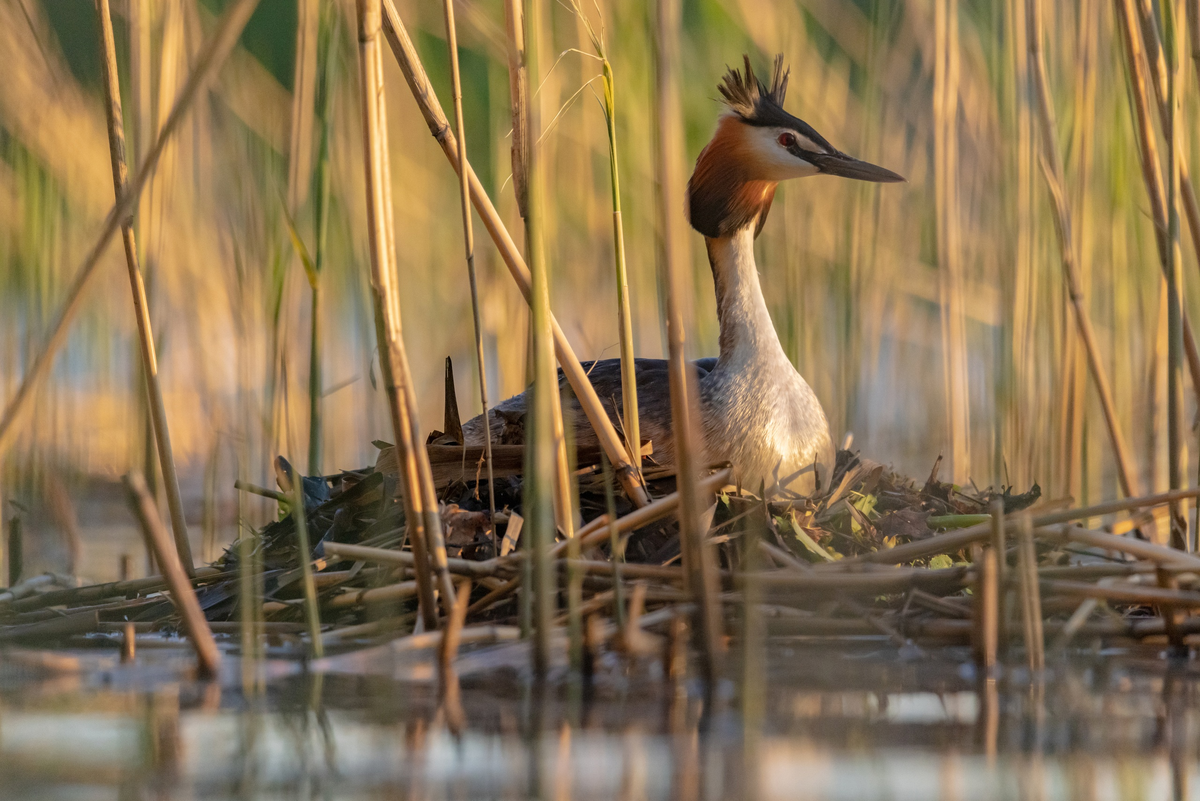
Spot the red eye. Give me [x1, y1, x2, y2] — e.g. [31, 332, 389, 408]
[778, 132, 796, 148]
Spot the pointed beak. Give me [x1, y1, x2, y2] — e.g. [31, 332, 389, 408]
[809, 151, 905, 183]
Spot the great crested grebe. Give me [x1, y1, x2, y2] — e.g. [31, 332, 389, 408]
[462, 55, 903, 495]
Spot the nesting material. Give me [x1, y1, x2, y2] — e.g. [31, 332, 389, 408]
[5, 445, 1200, 676]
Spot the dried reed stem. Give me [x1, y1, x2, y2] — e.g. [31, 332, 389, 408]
[322, 540, 503, 578]
[934, 0, 971, 482]
[437, 578, 471, 733]
[545, 468, 732, 559]
[1058, 0, 1098, 501]
[989, 499, 1008, 658]
[1125, 0, 1192, 545]
[236, 452, 263, 695]
[440, 0, 496, 531]
[1016, 514, 1044, 672]
[1027, 0, 1142, 499]
[503, 0, 529, 220]
[502, 0, 535, 643]
[654, 0, 723, 689]
[0, 0, 260, 464]
[124, 472, 221, 679]
[96, 0, 194, 575]
[378, 0, 650, 508]
[1133, 0, 1200, 290]
[1160, 0, 1189, 548]
[502, 0, 574, 546]
[973, 546, 998, 674]
[1114, 0, 1200, 408]
[355, 0, 453, 628]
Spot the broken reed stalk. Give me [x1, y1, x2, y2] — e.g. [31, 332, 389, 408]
[95, 0, 194, 576]
[0, 0, 259, 462]
[440, 0, 496, 530]
[289, 478, 323, 658]
[522, 0, 557, 679]
[234, 479, 290, 505]
[1026, 0, 1142, 501]
[654, 0, 723, 689]
[322, 540, 502, 578]
[551, 399, 578, 542]
[121, 621, 136, 663]
[1058, 525, 1200, 569]
[355, 0, 451, 628]
[1016, 514, 1044, 672]
[378, 0, 650, 509]
[123, 472, 221, 679]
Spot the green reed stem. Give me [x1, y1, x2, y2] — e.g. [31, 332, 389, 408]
[523, 0, 555, 678]
[290, 480, 323, 658]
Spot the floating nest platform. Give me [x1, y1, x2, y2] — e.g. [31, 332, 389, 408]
[6, 439, 1200, 679]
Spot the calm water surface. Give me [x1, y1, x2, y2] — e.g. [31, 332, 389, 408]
[2, 639, 1199, 799]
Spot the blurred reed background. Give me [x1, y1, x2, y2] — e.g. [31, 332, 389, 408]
[1, 0, 1197, 575]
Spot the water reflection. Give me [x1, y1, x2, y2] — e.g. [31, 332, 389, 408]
[3, 643, 1200, 799]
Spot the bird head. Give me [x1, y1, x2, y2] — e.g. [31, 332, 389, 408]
[687, 55, 904, 239]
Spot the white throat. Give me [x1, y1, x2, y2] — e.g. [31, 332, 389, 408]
[706, 227, 790, 369]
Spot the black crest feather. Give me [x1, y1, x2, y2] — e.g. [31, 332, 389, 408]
[717, 54, 789, 123]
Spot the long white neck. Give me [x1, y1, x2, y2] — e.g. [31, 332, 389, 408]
[705, 226, 789, 368]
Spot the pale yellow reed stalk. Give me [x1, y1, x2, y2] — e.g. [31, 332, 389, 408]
[440, 0, 497, 535]
[1027, 0, 1143, 502]
[355, 0, 455, 626]
[654, 0, 723, 691]
[934, 0, 971, 483]
[125, 472, 221, 679]
[521, 0, 559, 677]
[95, 0, 194, 574]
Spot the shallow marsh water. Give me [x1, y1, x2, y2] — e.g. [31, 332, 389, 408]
[2, 639, 1199, 799]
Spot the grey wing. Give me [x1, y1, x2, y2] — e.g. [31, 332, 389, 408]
[462, 356, 716, 466]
